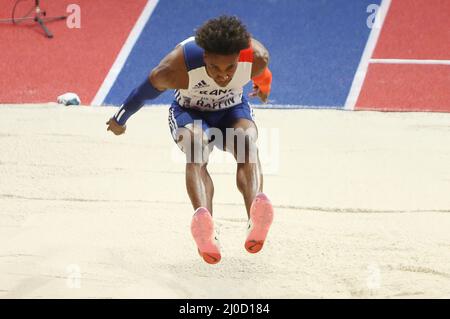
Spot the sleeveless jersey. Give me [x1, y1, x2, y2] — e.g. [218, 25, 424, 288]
[174, 37, 253, 111]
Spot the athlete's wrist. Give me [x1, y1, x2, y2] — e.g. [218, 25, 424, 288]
[252, 67, 272, 94]
[114, 77, 164, 125]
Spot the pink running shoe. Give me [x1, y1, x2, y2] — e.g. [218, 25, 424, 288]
[191, 207, 221, 264]
[245, 193, 274, 254]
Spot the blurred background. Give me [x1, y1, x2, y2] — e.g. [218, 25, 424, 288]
[1, 0, 448, 111]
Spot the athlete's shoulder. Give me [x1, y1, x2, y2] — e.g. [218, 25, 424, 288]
[251, 38, 270, 77]
[180, 37, 206, 71]
[150, 43, 189, 90]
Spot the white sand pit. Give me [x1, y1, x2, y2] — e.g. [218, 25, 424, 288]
[1, 104, 450, 298]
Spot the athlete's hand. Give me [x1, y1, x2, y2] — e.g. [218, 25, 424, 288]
[248, 84, 269, 103]
[106, 117, 126, 135]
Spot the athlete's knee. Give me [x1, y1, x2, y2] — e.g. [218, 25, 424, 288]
[175, 127, 203, 150]
[226, 128, 258, 163]
[176, 126, 210, 163]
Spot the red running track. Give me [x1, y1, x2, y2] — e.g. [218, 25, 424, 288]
[357, 64, 450, 112]
[0, 0, 147, 104]
[356, 0, 450, 112]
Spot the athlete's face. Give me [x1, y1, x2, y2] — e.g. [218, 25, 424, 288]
[204, 52, 239, 87]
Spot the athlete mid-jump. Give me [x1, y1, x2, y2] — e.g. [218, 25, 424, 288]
[106, 15, 274, 264]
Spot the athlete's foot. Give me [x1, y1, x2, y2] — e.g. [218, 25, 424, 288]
[191, 207, 221, 264]
[245, 193, 274, 254]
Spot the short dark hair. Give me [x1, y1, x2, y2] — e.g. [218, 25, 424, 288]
[195, 15, 251, 55]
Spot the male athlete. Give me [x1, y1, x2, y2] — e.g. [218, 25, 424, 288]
[106, 16, 274, 264]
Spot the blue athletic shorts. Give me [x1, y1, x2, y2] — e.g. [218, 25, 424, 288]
[168, 97, 255, 143]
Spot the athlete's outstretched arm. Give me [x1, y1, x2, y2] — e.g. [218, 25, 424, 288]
[106, 46, 188, 135]
[249, 38, 272, 103]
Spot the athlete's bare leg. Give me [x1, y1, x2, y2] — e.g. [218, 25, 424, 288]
[177, 124, 221, 264]
[224, 118, 273, 253]
[225, 118, 263, 218]
[185, 162, 214, 213]
[176, 124, 214, 214]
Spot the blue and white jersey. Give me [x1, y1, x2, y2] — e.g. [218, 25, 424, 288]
[174, 37, 254, 111]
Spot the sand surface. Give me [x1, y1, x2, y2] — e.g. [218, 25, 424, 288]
[1, 104, 450, 298]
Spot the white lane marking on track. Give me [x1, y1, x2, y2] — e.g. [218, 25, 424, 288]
[344, 0, 392, 110]
[370, 59, 450, 65]
[91, 0, 160, 106]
